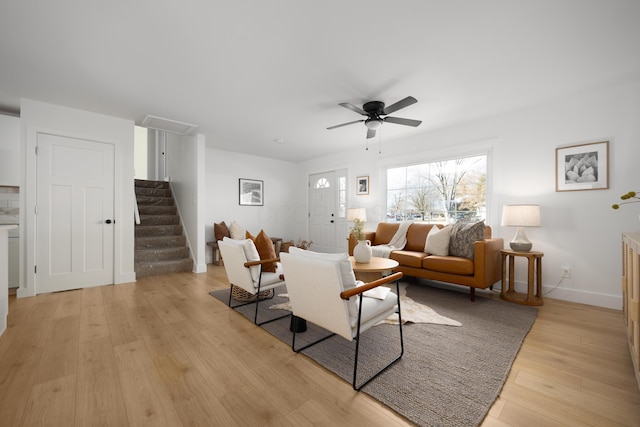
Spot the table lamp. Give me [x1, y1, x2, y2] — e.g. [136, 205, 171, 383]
[501, 204, 541, 252]
[346, 208, 367, 239]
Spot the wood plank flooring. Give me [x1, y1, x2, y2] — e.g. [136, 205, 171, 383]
[0, 265, 639, 426]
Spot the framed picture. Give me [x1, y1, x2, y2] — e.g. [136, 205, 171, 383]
[556, 141, 609, 192]
[239, 178, 263, 206]
[356, 176, 369, 195]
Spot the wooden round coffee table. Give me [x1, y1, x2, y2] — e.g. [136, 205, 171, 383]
[349, 256, 399, 282]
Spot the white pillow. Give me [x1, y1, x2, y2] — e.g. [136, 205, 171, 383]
[424, 225, 452, 256]
[287, 248, 360, 316]
[229, 221, 245, 240]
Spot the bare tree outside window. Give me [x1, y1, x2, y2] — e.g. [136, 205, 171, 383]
[386, 154, 487, 224]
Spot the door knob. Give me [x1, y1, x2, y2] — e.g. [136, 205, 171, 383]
[330, 220, 334, 223]
[105, 219, 113, 224]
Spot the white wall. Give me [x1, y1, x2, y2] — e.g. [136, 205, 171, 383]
[0, 114, 20, 186]
[298, 78, 640, 309]
[204, 147, 301, 263]
[19, 99, 136, 297]
[166, 132, 207, 273]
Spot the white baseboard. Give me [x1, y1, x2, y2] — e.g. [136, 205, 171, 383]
[495, 280, 622, 310]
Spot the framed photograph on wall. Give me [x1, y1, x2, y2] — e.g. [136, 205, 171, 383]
[356, 176, 369, 195]
[556, 141, 609, 192]
[239, 178, 264, 206]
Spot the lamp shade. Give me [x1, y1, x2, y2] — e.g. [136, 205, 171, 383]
[500, 204, 541, 227]
[346, 208, 367, 222]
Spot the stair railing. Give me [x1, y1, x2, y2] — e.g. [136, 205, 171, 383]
[134, 187, 141, 225]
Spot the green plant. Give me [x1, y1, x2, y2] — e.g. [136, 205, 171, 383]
[612, 191, 639, 209]
[350, 218, 365, 240]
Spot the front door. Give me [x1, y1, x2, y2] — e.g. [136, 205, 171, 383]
[309, 171, 336, 253]
[36, 133, 115, 293]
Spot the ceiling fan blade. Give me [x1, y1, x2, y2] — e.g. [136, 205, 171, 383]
[339, 102, 367, 115]
[382, 96, 418, 115]
[327, 119, 364, 130]
[384, 116, 422, 127]
[366, 128, 377, 139]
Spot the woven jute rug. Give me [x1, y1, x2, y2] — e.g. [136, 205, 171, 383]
[210, 282, 537, 426]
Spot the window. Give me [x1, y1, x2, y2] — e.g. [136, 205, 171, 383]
[314, 177, 330, 189]
[386, 154, 487, 224]
[338, 176, 346, 218]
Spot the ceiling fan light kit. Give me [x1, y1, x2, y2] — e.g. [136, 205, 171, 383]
[327, 96, 422, 140]
[365, 119, 382, 130]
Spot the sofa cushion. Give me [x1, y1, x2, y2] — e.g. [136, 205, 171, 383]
[424, 224, 452, 256]
[405, 223, 435, 251]
[449, 220, 485, 259]
[390, 250, 426, 268]
[423, 255, 474, 276]
[373, 223, 400, 246]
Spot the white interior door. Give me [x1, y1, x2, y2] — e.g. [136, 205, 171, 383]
[309, 171, 336, 253]
[36, 133, 115, 293]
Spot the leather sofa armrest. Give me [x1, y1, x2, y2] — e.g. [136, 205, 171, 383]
[473, 238, 504, 287]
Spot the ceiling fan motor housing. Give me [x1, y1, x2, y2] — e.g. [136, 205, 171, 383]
[363, 101, 385, 115]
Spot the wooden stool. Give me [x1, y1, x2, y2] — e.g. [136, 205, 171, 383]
[500, 249, 544, 306]
[207, 241, 220, 265]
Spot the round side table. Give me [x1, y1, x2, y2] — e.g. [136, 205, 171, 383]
[500, 249, 544, 306]
[349, 256, 399, 282]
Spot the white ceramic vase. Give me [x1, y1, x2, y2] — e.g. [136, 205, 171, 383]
[353, 239, 372, 263]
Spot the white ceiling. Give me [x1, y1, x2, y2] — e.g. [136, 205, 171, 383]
[1, 1, 639, 162]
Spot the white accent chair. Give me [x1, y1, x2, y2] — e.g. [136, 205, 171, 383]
[218, 237, 289, 325]
[280, 248, 404, 390]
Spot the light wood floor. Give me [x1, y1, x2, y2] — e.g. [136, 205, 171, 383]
[0, 266, 639, 426]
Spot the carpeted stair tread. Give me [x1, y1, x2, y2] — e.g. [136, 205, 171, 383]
[139, 215, 180, 225]
[135, 179, 170, 189]
[135, 225, 183, 237]
[135, 187, 173, 198]
[137, 205, 177, 215]
[135, 258, 193, 277]
[135, 235, 187, 249]
[135, 247, 190, 262]
[136, 196, 175, 206]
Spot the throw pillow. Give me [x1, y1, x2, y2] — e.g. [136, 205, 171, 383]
[214, 221, 230, 241]
[424, 225, 452, 256]
[253, 230, 278, 273]
[449, 220, 485, 259]
[229, 221, 245, 239]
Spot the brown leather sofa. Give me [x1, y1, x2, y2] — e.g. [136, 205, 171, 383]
[348, 222, 504, 301]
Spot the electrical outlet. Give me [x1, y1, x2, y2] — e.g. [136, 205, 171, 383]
[561, 266, 572, 278]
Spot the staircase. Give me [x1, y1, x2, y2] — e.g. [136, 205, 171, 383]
[134, 179, 193, 278]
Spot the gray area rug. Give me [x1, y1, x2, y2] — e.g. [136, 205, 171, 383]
[210, 282, 538, 426]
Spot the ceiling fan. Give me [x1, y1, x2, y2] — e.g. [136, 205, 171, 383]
[327, 96, 422, 139]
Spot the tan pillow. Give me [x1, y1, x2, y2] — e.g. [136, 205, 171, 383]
[229, 221, 245, 239]
[214, 221, 230, 241]
[247, 229, 277, 273]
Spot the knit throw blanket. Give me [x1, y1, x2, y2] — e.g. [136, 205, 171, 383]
[371, 222, 411, 258]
